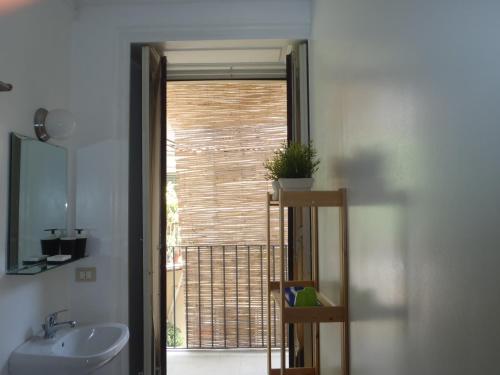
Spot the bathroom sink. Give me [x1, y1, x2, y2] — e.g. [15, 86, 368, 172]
[9, 323, 129, 375]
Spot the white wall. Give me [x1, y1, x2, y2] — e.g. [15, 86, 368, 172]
[69, 1, 311, 373]
[310, 1, 500, 374]
[0, 1, 74, 373]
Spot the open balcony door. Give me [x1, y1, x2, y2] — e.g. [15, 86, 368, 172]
[286, 41, 312, 369]
[142, 46, 167, 375]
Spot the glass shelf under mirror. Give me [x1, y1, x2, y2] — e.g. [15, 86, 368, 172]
[6, 256, 88, 276]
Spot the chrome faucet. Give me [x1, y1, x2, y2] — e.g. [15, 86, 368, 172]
[42, 309, 77, 339]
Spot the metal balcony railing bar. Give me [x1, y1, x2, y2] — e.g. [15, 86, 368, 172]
[166, 245, 287, 349]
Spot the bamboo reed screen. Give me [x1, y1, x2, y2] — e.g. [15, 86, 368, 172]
[167, 80, 288, 348]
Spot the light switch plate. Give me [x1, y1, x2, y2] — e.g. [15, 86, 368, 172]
[75, 267, 96, 282]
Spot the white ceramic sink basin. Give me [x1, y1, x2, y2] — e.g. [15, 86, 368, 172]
[9, 323, 129, 375]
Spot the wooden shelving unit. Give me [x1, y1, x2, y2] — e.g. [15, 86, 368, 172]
[266, 189, 350, 375]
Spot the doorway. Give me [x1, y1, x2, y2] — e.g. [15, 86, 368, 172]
[164, 40, 294, 375]
[130, 39, 310, 375]
[166, 79, 288, 374]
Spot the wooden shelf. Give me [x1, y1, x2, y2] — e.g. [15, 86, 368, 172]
[270, 368, 316, 375]
[269, 280, 316, 290]
[269, 190, 345, 207]
[270, 284, 346, 323]
[266, 188, 350, 375]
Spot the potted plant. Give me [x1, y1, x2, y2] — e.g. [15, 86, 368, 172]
[264, 141, 320, 196]
[166, 321, 184, 348]
[264, 150, 283, 200]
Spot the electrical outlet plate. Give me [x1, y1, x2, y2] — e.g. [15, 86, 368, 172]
[75, 267, 96, 282]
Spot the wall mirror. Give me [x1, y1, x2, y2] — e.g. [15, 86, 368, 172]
[7, 133, 69, 274]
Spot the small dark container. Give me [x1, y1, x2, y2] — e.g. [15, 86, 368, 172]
[60, 238, 77, 258]
[41, 239, 60, 256]
[75, 237, 87, 259]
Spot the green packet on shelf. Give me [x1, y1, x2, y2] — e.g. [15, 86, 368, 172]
[294, 287, 320, 307]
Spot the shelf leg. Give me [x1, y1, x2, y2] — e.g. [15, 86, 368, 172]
[280, 194, 286, 374]
[267, 194, 272, 375]
[312, 206, 320, 375]
[340, 189, 350, 375]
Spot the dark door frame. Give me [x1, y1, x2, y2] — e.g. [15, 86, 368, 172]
[286, 42, 312, 368]
[160, 55, 167, 375]
[129, 44, 167, 375]
[129, 43, 144, 375]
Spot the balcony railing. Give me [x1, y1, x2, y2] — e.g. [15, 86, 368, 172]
[167, 245, 287, 349]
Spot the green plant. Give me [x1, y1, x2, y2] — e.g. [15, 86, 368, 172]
[167, 321, 184, 347]
[263, 148, 284, 180]
[166, 181, 180, 263]
[264, 142, 320, 179]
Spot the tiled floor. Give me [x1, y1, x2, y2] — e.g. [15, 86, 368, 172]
[167, 350, 286, 375]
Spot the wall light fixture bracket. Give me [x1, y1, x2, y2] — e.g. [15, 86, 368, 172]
[0, 81, 13, 92]
[34, 108, 50, 141]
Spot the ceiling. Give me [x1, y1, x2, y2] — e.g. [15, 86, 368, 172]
[71, 0, 296, 79]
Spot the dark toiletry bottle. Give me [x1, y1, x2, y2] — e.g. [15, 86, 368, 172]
[41, 229, 61, 256]
[60, 236, 77, 259]
[75, 229, 87, 259]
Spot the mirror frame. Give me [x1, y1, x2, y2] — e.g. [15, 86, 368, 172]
[6, 133, 70, 273]
[7, 133, 22, 270]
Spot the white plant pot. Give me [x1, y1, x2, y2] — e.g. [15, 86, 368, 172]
[278, 178, 314, 192]
[271, 180, 280, 200]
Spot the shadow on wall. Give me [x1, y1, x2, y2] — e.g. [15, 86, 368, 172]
[0, 308, 36, 375]
[333, 150, 409, 324]
[334, 150, 407, 206]
[0, 268, 70, 375]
